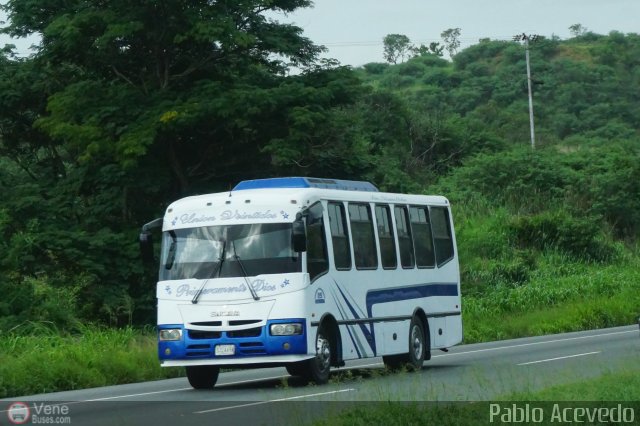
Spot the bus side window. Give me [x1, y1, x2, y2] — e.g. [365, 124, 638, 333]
[410, 206, 435, 268]
[394, 206, 415, 269]
[328, 202, 352, 270]
[430, 207, 454, 266]
[348, 203, 378, 270]
[375, 205, 397, 269]
[306, 202, 328, 281]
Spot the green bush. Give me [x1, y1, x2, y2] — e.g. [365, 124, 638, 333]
[361, 62, 390, 75]
[508, 210, 617, 261]
[578, 144, 640, 239]
[0, 274, 87, 333]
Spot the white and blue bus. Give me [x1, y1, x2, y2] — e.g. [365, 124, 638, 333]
[140, 177, 462, 389]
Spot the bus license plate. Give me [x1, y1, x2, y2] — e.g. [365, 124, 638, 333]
[215, 344, 235, 356]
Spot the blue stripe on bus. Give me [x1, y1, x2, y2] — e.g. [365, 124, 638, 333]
[335, 284, 377, 355]
[330, 286, 362, 358]
[365, 283, 458, 356]
[365, 283, 459, 318]
[344, 323, 362, 359]
[332, 282, 459, 357]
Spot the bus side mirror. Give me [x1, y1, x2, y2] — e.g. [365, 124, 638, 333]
[292, 218, 307, 252]
[140, 218, 163, 265]
[140, 231, 154, 265]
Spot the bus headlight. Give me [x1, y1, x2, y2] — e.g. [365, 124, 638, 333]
[270, 323, 303, 336]
[159, 329, 182, 341]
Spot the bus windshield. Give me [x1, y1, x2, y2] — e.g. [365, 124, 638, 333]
[159, 223, 301, 281]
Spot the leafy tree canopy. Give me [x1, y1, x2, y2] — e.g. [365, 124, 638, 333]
[383, 33, 412, 64]
[0, 0, 378, 326]
[441, 27, 461, 57]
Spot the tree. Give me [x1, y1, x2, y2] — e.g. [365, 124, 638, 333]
[412, 42, 444, 58]
[441, 27, 461, 57]
[2, 0, 326, 169]
[0, 0, 373, 326]
[569, 23, 588, 37]
[383, 33, 412, 64]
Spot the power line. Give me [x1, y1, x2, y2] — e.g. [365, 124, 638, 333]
[319, 36, 516, 48]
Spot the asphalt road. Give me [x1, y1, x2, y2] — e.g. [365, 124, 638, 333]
[2, 325, 638, 425]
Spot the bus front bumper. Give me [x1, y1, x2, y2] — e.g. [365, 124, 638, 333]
[160, 354, 314, 367]
[158, 318, 310, 365]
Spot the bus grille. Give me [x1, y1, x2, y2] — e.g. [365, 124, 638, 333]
[229, 320, 261, 326]
[227, 327, 262, 338]
[239, 341, 266, 355]
[188, 330, 222, 339]
[185, 344, 211, 357]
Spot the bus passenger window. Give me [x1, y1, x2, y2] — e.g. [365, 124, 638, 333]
[375, 205, 397, 269]
[306, 202, 328, 281]
[348, 203, 378, 270]
[394, 206, 415, 268]
[410, 206, 435, 268]
[328, 202, 351, 270]
[430, 207, 454, 266]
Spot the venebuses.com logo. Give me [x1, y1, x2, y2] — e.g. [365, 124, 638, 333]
[6, 402, 72, 424]
[7, 402, 30, 424]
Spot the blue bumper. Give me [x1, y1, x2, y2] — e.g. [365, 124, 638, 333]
[158, 319, 307, 360]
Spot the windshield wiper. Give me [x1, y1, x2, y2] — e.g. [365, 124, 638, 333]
[191, 240, 226, 304]
[231, 241, 260, 301]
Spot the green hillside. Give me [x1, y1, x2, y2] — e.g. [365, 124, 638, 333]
[355, 33, 640, 341]
[0, 1, 638, 350]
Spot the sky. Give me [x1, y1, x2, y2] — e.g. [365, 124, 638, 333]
[1, 0, 639, 66]
[281, 0, 640, 66]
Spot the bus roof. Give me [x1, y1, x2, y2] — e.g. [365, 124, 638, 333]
[233, 177, 379, 192]
[163, 178, 449, 231]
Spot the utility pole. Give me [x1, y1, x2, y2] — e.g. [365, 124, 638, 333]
[513, 33, 539, 149]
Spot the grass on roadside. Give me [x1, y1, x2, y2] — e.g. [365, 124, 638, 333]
[462, 256, 640, 343]
[0, 324, 182, 398]
[310, 365, 640, 426]
[509, 368, 640, 401]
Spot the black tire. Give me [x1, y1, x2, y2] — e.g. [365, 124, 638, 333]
[384, 316, 428, 371]
[186, 365, 220, 389]
[303, 327, 331, 384]
[406, 316, 426, 371]
[382, 354, 403, 370]
[285, 361, 307, 377]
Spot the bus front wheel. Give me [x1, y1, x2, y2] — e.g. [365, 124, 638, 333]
[186, 365, 220, 389]
[304, 327, 331, 384]
[286, 361, 307, 377]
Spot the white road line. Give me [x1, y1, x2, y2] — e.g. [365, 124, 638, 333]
[86, 374, 290, 401]
[306, 329, 633, 370]
[85, 387, 193, 401]
[517, 351, 601, 366]
[194, 388, 355, 414]
[217, 374, 289, 387]
[431, 329, 635, 358]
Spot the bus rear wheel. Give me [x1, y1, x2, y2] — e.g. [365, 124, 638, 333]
[383, 316, 427, 371]
[303, 328, 331, 384]
[406, 316, 426, 370]
[186, 365, 220, 389]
